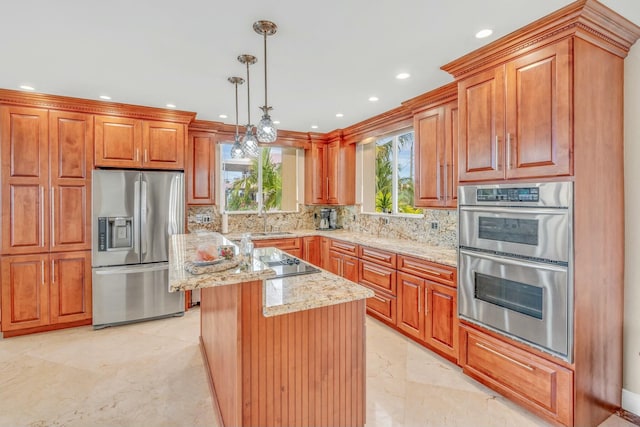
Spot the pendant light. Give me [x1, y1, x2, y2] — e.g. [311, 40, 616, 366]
[237, 54, 259, 158]
[228, 76, 245, 159]
[253, 20, 278, 143]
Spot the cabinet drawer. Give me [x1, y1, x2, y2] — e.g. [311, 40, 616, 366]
[252, 237, 301, 251]
[366, 289, 396, 325]
[359, 246, 396, 268]
[359, 261, 396, 295]
[329, 239, 358, 256]
[398, 255, 455, 286]
[460, 325, 573, 426]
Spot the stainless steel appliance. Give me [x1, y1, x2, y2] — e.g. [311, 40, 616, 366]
[458, 181, 573, 361]
[92, 170, 185, 329]
[259, 249, 320, 278]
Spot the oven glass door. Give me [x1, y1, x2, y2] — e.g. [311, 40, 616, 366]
[459, 249, 570, 360]
[459, 206, 570, 262]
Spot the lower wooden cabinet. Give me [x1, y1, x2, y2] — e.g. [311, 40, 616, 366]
[1, 251, 92, 333]
[302, 236, 321, 266]
[396, 272, 425, 340]
[459, 324, 573, 426]
[365, 288, 397, 325]
[425, 281, 458, 360]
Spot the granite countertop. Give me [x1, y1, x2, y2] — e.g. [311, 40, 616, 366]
[226, 229, 458, 267]
[168, 232, 374, 317]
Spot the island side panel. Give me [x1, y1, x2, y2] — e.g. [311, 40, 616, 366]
[200, 283, 244, 427]
[239, 282, 366, 427]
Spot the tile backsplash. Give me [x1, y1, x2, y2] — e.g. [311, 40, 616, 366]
[187, 205, 457, 249]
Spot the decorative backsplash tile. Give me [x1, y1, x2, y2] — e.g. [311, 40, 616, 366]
[186, 204, 457, 249]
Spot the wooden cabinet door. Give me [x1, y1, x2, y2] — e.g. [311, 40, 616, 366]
[320, 237, 331, 270]
[49, 111, 92, 252]
[1, 106, 49, 255]
[444, 102, 459, 207]
[143, 121, 185, 170]
[458, 67, 506, 182]
[342, 254, 359, 282]
[396, 272, 425, 340]
[326, 140, 340, 204]
[186, 131, 216, 204]
[505, 40, 571, 179]
[1, 254, 50, 331]
[95, 115, 142, 168]
[50, 251, 92, 324]
[414, 106, 445, 207]
[304, 142, 327, 204]
[327, 250, 343, 276]
[425, 281, 458, 360]
[302, 236, 321, 266]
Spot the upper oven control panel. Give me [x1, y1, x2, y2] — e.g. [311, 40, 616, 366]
[476, 187, 540, 202]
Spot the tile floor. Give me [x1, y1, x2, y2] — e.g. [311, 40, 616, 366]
[0, 308, 634, 427]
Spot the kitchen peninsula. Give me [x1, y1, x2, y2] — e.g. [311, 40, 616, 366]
[169, 232, 374, 427]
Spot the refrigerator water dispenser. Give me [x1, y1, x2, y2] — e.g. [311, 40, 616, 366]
[98, 216, 133, 251]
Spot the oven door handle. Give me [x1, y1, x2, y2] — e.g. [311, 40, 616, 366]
[459, 206, 567, 216]
[459, 249, 567, 272]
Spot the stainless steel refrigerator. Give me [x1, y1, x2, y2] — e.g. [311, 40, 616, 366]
[91, 170, 185, 329]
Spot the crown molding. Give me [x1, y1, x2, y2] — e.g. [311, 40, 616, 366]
[401, 82, 458, 113]
[441, 0, 640, 79]
[0, 88, 196, 124]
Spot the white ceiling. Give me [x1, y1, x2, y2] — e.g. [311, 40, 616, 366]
[1, 0, 639, 134]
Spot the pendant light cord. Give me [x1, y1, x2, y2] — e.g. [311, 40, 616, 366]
[263, 32, 268, 109]
[234, 81, 239, 138]
[246, 61, 251, 125]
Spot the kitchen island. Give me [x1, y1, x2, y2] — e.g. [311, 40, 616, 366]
[169, 232, 374, 427]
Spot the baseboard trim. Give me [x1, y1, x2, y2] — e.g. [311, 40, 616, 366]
[622, 389, 640, 420]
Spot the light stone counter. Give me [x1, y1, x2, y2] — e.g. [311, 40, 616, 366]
[168, 232, 373, 317]
[226, 229, 458, 267]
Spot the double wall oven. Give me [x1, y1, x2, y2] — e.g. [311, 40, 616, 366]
[458, 182, 573, 362]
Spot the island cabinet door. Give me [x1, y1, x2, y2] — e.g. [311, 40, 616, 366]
[396, 271, 425, 341]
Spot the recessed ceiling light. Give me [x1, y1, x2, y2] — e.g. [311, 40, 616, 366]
[166, 103, 176, 108]
[311, 125, 319, 129]
[219, 114, 228, 119]
[369, 96, 379, 102]
[273, 120, 280, 125]
[99, 95, 111, 100]
[395, 73, 411, 80]
[475, 29, 493, 39]
[20, 85, 35, 91]
[336, 113, 344, 118]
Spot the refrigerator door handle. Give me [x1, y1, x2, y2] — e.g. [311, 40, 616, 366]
[140, 178, 148, 256]
[133, 178, 141, 257]
[168, 174, 183, 235]
[94, 262, 169, 275]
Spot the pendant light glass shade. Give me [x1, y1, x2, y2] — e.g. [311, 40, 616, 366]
[228, 76, 245, 159]
[242, 126, 260, 158]
[254, 20, 278, 143]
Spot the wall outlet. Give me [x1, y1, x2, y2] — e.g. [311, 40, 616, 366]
[430, 221, 439, 230]
[195, 214, 212, 224]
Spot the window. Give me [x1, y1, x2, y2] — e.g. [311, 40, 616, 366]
[220, 145, 299, 212]
[360, 129, 422, 214]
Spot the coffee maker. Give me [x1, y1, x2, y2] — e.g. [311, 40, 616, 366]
[318, 208, 338, 230]
[319, 208, 331, 229]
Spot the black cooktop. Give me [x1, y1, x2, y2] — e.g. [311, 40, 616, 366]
[259, 253, 320, 278]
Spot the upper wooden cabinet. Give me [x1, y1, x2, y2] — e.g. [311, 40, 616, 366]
[304, 134, 355, 205]
[95, 115, 186, 170]
[186, 131, 216, 205]
[457, 40, 571, 182]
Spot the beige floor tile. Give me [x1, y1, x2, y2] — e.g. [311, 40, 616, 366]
[0, 308, 631, 427]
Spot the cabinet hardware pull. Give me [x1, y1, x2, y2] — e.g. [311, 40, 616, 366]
[476, 342, 534, 371]
[144, 149, 148, 163]
[368, 267, 388, 278]
[136, 149, 140, 162]
[51, 260, 55, 284]
[425, 294, 428, 315]
[50, 188, 55, 247]
[365, 252, 388, 262]
[326, 177, 329, 199]
[40, 187, 45, 247]
[439, 164, 444, 198]
[373, 295, 386, 303]
[506, 133, 512, 169]
[418, 291, 421, 313]
[495, 135, 501, 170]
[41, 261, 45, 286]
